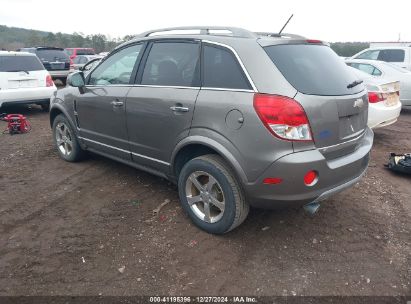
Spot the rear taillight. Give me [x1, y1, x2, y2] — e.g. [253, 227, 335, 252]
[70, 58, 74, 70]
[368, 92, 384, 103]
[253, 94, 313, 141]
[46, 75, 54, 87]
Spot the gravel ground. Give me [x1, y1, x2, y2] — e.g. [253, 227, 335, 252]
[0, 104, 410, 297]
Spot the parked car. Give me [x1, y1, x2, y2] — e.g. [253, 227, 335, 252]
[65, 48, 95, 60]
[72, 55, 103, 71]
[348, 67, 401, 128]
[50, 26, 373, 234]
[0, 51, 56, 111]
[350, 47, 411, 71]
[346, 59, 411, 109]
[19, 47, 70, 85]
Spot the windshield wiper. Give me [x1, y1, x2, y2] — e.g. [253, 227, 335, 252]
[347, 79, 363, 89]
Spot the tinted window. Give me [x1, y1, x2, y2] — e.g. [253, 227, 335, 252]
[73, 56, 82, 64]
[265, 44, 363, 96]
[89, 44, 142, 85]
[0, 55, 44, 72]
[202, 45, 251, 90]
[378, 49, 405, 62]
[36, 49, 69, 62]
[356, 50, 380, 60]
[77, 49, 95, 55]
[141, 42, 199, 87]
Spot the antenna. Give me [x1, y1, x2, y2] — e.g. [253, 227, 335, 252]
[278, 14, 294, 36]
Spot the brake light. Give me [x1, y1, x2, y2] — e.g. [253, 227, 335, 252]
[306, 39, 323, 44]
[253, 94, 313, 141]
[46, 75, 54, 87]
[368, 92, 384, 103]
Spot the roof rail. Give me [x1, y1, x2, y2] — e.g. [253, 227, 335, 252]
[137, 26, 257, 38]
[255, 32, 306, 39]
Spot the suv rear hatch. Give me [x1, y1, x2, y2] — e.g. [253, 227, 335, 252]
[35, 48, 70, 71]
[263, 42, 368, 159]
[0, 55, 47, 89]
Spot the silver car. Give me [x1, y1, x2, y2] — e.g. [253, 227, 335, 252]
[49, 27, 373, 234]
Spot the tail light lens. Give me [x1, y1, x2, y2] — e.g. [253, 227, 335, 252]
[368, 92, 384, 103]
[253, 94, 313, 141]
[46, 75, 54, 87]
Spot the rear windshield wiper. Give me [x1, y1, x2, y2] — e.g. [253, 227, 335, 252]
[7, 70, 29, 74]
[347, 79, 363, 89]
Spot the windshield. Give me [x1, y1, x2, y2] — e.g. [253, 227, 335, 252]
[264, 44, 364, 96]
[0, 55, 44, 72]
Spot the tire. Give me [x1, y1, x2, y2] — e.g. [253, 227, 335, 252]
[52, 114, 85, 162]
[178, 154, 249, 234]
[40, 103, 50, 112]
[60, 78, 67, 86]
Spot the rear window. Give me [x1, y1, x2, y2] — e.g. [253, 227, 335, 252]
[0, 55, 44, 72]
[265, 44, 363, 96]
[77, 49, 95, 55]
[36, 49, 70, 62]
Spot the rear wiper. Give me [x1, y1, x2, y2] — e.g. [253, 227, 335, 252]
[7, 70, 29, 74]
[347, 79, 363, 89]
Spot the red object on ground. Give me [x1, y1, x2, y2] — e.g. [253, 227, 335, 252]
[1, 114, 31, 135]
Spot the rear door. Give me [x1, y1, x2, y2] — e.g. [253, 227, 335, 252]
[264, 43, 368, 158]
[75, 43, 144, 160]
[125, 39, 200, 171]
[35, 48, 70, 71]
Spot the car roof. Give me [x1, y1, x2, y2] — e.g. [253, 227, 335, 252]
[115, 26, 312, 51]
[0, 51, 36, 56]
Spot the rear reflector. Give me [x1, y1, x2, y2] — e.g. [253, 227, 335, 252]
[304, 170, 318, 186]
[263, 177, 283, 185]
[253, 94, 313, 141]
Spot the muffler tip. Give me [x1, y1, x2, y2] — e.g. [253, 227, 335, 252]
[304, 202, 321, 215]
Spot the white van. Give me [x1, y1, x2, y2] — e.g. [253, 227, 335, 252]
[350, 46, 411, 71]
[0, 51, 57, 111]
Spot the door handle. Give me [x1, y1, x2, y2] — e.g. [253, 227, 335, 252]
[111, 100, 124, 107]
[170, 105, 189, 113]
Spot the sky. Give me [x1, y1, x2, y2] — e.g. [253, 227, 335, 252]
[1, 0, 411, 42]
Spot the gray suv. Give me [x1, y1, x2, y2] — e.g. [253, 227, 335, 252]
[50, 27, 373, 234]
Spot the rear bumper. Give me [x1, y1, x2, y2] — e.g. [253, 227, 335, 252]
[0, 87, 56, 107]
[368, 101, 402, 129]
[244, 127, 373, 209]
[48, 70, 70, 78]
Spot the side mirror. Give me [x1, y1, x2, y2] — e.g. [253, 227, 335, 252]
[67, 71, 85, 88]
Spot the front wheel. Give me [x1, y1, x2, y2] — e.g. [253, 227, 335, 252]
[178, 154, 249, 234]
[52, 114, 85, 162]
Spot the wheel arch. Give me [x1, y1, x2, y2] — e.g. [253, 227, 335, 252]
[171, 135, 248, 185]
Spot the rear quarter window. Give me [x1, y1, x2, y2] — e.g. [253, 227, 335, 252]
[0, 55, 44, 72]
[265, 44, 363, 96]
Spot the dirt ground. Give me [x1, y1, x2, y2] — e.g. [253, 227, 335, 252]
[0, 104, 410, 297]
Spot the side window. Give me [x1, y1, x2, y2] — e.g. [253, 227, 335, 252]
[356, 50, 380, 60]
[356, 64, 375, 75]
[141, 41, 200, 87]
[378, 49, 405, 62]
[89, 44, 142, 85]
[73, 56, 81, 64]
[202, 45, 251, 90]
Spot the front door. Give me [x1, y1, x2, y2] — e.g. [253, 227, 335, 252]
[76, 43, 143, 160]
[125, 40, 201, 171]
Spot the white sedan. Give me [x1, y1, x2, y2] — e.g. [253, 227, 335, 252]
[0, 51, 56, 111]
[346, 59, 411, 109]
[349, 67, 402, 129]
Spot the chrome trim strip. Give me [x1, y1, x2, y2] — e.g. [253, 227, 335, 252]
[201, 87, 255, 93]
[84, 84, 200, 89]
[79, 137, 130, 154]
[131, 152, 170, 166]
[201, 40, 258, 92]
[78, 136, 170, 166]
[318, 131, 366, 153]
